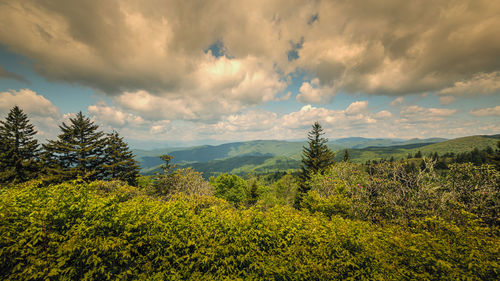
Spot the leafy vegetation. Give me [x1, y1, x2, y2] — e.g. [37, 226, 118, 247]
[1, 163, 498, 280]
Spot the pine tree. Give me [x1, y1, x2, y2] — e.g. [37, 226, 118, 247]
[43, 112, 104, 182]
[247, 180, 259, 206]
[295, 122, 335, 207]
[102, 131, 140, 186]
[343, 149, 350, 162]
[0, 106, 40, 184]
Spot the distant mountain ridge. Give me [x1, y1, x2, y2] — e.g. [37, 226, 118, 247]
[133, 136, 457, 175]
[134, 134, 499, 177]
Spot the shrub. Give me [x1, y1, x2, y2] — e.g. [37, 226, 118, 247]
[209, 173, 247, 206]
[149, 168, 213, 199]
[0, 180, 498, 280]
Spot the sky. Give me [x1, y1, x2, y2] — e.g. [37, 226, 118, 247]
[0, 0, 499, 149]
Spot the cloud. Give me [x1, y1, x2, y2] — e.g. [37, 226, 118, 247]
[109, 54, 286, 121]
[296, 78, 335, 103]
[296, 0, 500, 98]
[217, 110, 279, 132]
[469, 106, 500, 116]
[345, 101, 368, 115]
[0, 89, 59, 118]
[390, 97, 405, 107]
[439, 96, 456, 105]
[0, 0, 497, 117]
[374, 110, 392, 119]
[0, 65, 29, 83]
[399, 105, 458, 124]
[84, 98, 493, 143]
[88, 102, 146, 127]
[401, 105, 457, 117]
[439, 72, 500, 96]
[0, 89, 64, 140]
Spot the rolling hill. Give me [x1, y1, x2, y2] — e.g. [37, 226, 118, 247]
[135, 135, 498, 176]
[335, 135, 500, 163]
[134, 136, 463, 175]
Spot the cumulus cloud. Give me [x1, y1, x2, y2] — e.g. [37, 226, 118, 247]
[0, 0, 498, 121]
[0, 89, 64, 140]
[0, 89, 59, 118]
[345, 101, 368, 115]
[399, 105, 458, 124]
[374, 110, 392, 119]
[88, 102, 146, 127]
[296, 78, 335, 103]
[439, 72, 500, 96]
[296, 0, 500, 98]
[401, 105, 457, 117]
[84, 97, 494, 143]
[217, 110, 279, 132]
[469, 106, 500, 116]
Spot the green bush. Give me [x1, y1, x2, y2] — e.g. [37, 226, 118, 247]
[258, 173, 298, 209]
[0, 180, 498, 280]
[209, 174, 247, 206]
[302, 161, 499, 227]
[149, 168, 213, 199]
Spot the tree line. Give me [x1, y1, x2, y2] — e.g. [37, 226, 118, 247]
[0, 106, 139, 185]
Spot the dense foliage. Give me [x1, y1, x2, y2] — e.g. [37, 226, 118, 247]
[302, 160, 499, 227]
[149, 155, 212, 199]
[0, 178, 497, 280]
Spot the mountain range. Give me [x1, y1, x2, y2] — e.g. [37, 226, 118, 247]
[133, 135, 499, 177]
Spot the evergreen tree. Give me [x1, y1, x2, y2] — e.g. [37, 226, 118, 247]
[0, 106, 40, 183]
[43, 112, 104, 182]
[295, 122, 335, 207]
[343, 149, 350, 162]
[246, 180, 259, 206]
[102, 131, 140, 186]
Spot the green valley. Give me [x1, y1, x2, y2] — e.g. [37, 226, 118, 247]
[136, 135, 499, 176]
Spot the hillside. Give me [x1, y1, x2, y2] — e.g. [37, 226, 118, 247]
[135, 135, 498, 176]
[412, 135, 500, 155]
[329, 137, 441, 148]
[337, 135, 499, 163]
[134, 137, 456, 176]
[135, 140, 305, 168]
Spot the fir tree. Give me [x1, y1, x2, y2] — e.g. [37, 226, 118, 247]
[102, 131, 140, 186]
[0, 106, 40, 183]
[43, 112, 104, 182]
[247, 180, 259, 206]
[295, 122, 335, 207]
[343, 149, 350, 162]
